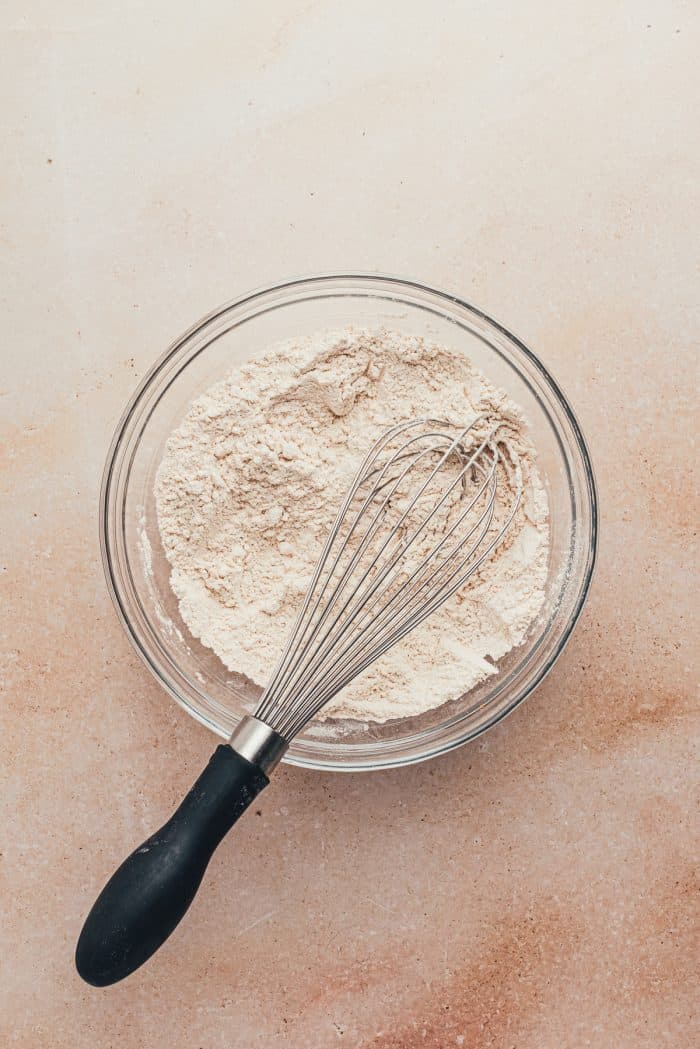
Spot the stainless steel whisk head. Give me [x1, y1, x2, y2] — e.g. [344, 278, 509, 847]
[239, 414, 523, 759]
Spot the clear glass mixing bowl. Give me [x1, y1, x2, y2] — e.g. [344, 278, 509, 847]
[101, 274, 597, 771]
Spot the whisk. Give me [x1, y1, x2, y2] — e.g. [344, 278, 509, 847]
[76, 415, 522, 986]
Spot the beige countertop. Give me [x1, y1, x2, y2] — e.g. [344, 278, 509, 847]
[2, 2, 697, 1046]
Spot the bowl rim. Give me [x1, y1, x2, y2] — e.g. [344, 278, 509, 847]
[100, 272, 598, 772]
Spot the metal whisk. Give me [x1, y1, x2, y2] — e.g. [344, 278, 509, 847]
[76, 415, 522, 986]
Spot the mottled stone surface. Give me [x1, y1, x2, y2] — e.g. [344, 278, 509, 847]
[1, 2, 697, 1046]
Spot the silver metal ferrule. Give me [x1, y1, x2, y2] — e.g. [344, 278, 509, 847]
[228, 715, 288, 776]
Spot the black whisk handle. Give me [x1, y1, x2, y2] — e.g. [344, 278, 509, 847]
[75, 745, 268, 986]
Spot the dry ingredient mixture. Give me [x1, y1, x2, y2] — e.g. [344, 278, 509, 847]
[155, 329, 549, 723]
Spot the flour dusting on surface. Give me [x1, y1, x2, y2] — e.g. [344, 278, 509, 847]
[155, 329, 549, 723]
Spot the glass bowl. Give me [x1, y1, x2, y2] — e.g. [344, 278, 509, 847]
[101, 274, 597, 771]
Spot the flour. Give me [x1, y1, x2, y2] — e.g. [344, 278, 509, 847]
[155, 328, 549, 723]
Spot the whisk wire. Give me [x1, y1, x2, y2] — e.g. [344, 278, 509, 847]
[263, 421, 488, 720]
[284, 478, 524, 737]
[258, 444, 418, 713]
[256, 419, 422, 717]
[276, 434, 497, 719]
[282, 468, 503, 734]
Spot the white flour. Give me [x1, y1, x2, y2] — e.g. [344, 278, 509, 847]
[155, 329, 549, 723]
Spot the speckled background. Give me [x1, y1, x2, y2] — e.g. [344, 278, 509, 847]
[1, 2, 697, 1047]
